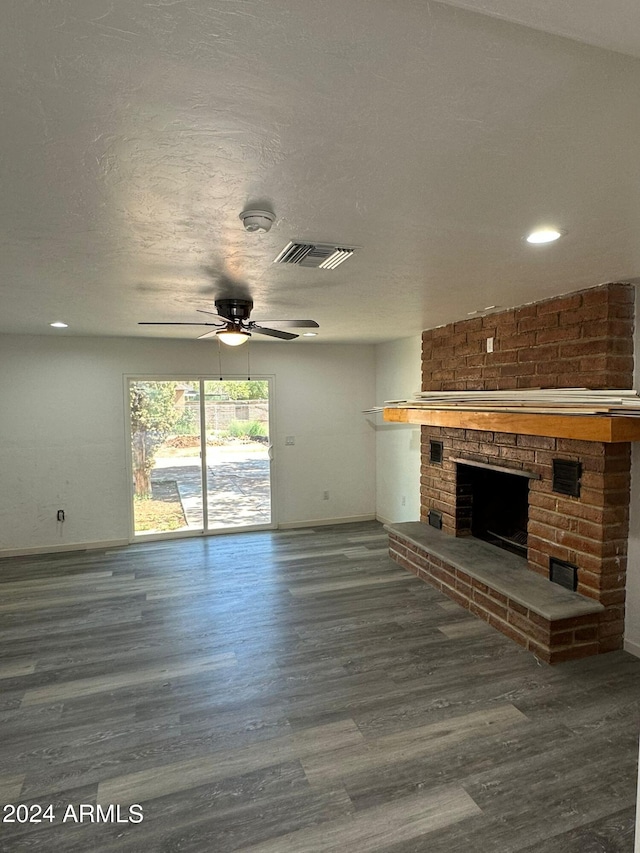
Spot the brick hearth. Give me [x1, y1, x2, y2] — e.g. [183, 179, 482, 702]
[386, 521, 605, 664]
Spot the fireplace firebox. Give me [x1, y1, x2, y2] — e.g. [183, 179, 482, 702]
[455, 460, 537, 557]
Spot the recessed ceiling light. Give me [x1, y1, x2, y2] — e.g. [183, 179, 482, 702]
[50, 321, 68, 328]
[467, 310, 478, 316]
[484, 305, 497, 311]
[302, 332, 317, 337]
[526, 228, 563, 244]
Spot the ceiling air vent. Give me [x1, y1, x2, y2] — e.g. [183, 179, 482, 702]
[274, 242, 355, 269]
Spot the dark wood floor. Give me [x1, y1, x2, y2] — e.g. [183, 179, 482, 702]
[1, 521, 639, 852]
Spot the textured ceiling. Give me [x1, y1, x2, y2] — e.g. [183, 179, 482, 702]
[2, 0, 640, 343]
[433, 0, 640, 59]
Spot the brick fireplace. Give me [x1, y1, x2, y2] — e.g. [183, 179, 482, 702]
[387, 282, 635, 663]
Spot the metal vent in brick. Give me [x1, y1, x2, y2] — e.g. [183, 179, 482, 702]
[550, 557, 578, 592]
[273, 241, 355, 269]
[430, 440, 444, 464]
[552, 459, 582, 497]
[428, 510, 443, 530]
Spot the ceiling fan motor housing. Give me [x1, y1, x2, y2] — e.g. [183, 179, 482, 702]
[214, 299, 253, 323]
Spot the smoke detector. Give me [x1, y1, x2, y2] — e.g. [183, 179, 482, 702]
[239, 209, 276, 233]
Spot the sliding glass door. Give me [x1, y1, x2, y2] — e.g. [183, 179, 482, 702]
[203, 380, 272, 530]
[128, 378, 273, 538]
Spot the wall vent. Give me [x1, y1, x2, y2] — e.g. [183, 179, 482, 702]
[428, 510, 443, 530]
[274, 242, 355, 269]
[552, 459, 582, 497]
[549, 557, 579, 592]
[430, 440, 444, 464]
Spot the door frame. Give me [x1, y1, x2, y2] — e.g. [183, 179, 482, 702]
[124, 374, 277, 543]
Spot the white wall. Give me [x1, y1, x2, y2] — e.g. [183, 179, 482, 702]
[373, 335, 422, 524]
[0, 334, 376, 555]
[625, 286, 640, 657]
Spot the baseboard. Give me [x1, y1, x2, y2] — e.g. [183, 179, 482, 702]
[278, 514, 376, 530]
[623, 637, 640, 659]
[0, 520, 380, 555]
[0, 539, 129, 560]
[376, 514, 421, 526]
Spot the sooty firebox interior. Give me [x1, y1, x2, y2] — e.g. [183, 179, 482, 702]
[456, 462, 531, 557]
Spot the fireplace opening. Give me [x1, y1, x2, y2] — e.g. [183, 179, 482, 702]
[457, 463, 530, 557]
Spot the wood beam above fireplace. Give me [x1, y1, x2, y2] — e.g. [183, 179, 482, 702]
[383, 407, 640, 443]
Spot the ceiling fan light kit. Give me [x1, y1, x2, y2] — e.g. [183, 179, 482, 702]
[216, 325, 251, 346]
[239, 209, 276, 233]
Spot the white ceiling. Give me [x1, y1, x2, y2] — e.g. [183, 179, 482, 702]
[2, 0, 640, 344]
[434, 0, 640, 59]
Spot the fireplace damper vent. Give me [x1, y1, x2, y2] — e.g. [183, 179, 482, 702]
[550, 557, 579, 591]
[430, 440, 444, 464]
[552, 459, 582, 497]
[428, 510, 443, 529]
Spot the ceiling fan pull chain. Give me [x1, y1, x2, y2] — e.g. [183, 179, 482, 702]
[247, 339, 251, 381]
[217, 337, 223, 380]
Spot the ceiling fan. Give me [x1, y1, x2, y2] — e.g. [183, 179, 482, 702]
[139, 299, 319, 346]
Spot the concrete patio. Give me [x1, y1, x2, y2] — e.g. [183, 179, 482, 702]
[151, 445, 271, 530]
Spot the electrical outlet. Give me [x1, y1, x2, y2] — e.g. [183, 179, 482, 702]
[57, 509, 65, 522]
[486, 336, 494, 353]
[285, 436, 295, 446]
[402, 496, 406, 506]
[322, 490, 329, 500]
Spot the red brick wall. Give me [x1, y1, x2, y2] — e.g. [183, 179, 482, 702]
[422, 282, 635, 392]
[419, 425, 631, 653]
[415, 282, 635, 658]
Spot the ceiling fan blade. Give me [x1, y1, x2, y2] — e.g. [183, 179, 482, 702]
[196, 309, 227, 319]
[251, 319, 319, 328]
[252, 325, 298, 341]
[138, 321, 222, 326]
[197, 329, 219, 340]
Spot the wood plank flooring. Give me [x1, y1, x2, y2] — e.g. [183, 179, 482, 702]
[0, 521, 639, 852]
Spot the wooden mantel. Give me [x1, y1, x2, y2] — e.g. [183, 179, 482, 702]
[383, 406, 640, 443]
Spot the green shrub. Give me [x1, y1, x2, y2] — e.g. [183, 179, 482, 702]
[174, 406, 199, 435]
[227, 419, 268, 438]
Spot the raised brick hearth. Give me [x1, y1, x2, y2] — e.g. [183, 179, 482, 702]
[387, 282, 635, 663]
[386, 522, 605, 664]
